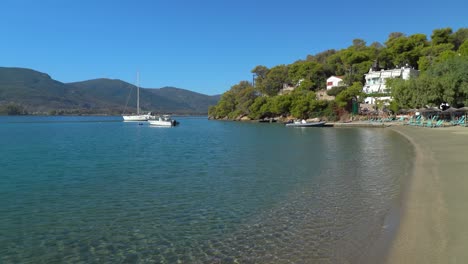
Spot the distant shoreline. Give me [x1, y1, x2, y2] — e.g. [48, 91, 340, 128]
[0, 113, 209, 117]
[385, 125, 468, 263]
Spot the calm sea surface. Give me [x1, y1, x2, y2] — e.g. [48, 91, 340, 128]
[0, 116, 413, 263]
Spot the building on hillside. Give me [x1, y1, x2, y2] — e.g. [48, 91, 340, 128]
[279, 83, 295, 95]
[326, 76, 345, 90]
[363, 64, 419, 105]
[279, 79, 303, 95]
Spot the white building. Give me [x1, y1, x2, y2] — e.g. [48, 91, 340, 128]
[326, 76, 344, 90]
[363, 65, 419, 104]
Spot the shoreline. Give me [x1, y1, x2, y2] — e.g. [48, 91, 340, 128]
[385, 125, 468, 263]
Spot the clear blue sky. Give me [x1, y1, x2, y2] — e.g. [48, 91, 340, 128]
[1, 0, 466, 95]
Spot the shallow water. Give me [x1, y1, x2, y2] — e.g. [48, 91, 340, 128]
[0, 116, 413, 263]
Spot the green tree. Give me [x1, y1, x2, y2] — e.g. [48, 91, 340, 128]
[259, 97, 275, 117]
[211, 90, 236, 118]
[208, 81, 256, 118]
[459, 40, 468, 56]
[295, 79, 314, 91]
[418, 43, 456, 71]
[335, 82, 364, 110]
[236, 86, 257, 115]
[352, 39, 367, 50]
[387, 32, 405, 41]
[431, 28, 453, 45]
[271, 95, 292, 116]
[338, 40, 380, 85]
[389, 55, 468, 108]
[261, 65, 289, 96]
[324, 52, 346, 76]
[288, 61, 326, 91]
[248, 97, 267, 119]
[326, 86, 347, 96]
[307, 49, 337, 64]
[427, 55, 468, 107]
[370, 42, 384, 49]
[0, 103, 28, 115]
[386, 33, 428, 68]
[290, 91, 316, 119]
[251, 65, 269, 79]
[452, 28, 468, 49]
[387, 78, 414, 108]
[376, 48, 395, 70]
[389, 100, 399, 113]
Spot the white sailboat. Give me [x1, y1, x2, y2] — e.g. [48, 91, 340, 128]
[122, 72, 151, 121]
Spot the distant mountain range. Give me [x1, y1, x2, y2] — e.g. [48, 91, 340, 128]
[0, 67, 220, 115]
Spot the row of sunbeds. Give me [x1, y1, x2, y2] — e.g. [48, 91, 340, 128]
[405, 115, 466, 127]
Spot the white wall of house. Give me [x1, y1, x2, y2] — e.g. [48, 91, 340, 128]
[363, 66, 419, 94]
[326, 76, 344, 90]
[363, 96, 392, 105]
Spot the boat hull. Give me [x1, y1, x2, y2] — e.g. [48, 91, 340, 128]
[285, 121, 326, 127]
[148, 120, 174, 127]
[122, 115, 149, 121]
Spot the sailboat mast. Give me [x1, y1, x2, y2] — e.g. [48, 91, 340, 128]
[136, 71, 140, 115]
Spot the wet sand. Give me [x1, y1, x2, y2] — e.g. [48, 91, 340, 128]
[386, 126, 468, 263]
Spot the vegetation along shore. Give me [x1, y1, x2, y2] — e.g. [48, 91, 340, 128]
[209, 27, 467, 122]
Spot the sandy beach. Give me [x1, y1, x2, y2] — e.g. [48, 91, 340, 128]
[386, 125, 468, 263]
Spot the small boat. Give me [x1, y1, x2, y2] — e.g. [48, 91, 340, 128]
[148, 115, 178, 127]
[285, 120, 326, 127]
[258, 118, 277, 123]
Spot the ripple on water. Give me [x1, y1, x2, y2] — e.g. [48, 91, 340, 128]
[0, 117, 413, 263]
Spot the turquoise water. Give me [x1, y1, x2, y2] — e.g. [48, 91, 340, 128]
[0, 116, 413, 263]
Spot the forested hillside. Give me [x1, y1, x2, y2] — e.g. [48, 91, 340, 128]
[209, 27, 468, 120]
[0, 67, 91, 113]
[0, 68, 220, 115]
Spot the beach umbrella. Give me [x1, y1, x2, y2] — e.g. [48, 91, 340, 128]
[420, 107, 441, 117]
[417, 108, 430, 117]
[443, 107, 459, 113]
[415, 107, 428, 113]
[455, 107, 468, 112]
[419, 107, 441, 113]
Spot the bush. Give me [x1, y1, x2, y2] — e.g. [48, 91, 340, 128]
[326, 86, 347, 96]
[0, 103, 28, 115]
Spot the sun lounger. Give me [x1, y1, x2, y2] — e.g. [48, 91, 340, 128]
[451, 116, 465, 126]
[432, 120, 444, 128]
[425, 116, 439, 127]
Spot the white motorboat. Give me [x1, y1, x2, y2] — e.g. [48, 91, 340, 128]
[148, 115, 178, 127]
